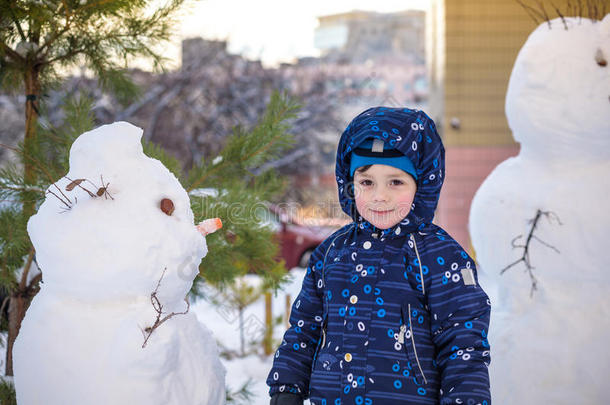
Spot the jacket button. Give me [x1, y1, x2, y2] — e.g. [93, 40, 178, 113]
[344, 353, 352, 362]
[350, 295, 358, 304]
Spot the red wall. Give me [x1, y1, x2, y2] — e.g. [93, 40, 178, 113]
[436, 145, 520, 250]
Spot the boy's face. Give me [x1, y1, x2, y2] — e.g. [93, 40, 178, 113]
[353, 164, 417, 230]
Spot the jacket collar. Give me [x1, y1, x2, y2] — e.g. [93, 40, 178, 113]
[354, 211, 425, 240]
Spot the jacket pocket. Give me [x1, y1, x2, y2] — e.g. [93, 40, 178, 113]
[399, 303, 428, 386]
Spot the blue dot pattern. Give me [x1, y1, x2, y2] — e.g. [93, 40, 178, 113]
[266, 107, 491, 404]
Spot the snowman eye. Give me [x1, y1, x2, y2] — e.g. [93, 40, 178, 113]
[160, 198, 174, 216]
[595, 49, 607, 67]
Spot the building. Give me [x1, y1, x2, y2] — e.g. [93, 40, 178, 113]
[315, 10, 426, 64]
[427, 0, 574, 249]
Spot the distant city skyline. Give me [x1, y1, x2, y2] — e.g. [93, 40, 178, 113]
[172, 0, 430, 67]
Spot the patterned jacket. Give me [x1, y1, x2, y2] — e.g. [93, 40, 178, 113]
[267, 107, 492, 405]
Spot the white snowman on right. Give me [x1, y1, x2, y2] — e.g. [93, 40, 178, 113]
[469, 15, 610, 404]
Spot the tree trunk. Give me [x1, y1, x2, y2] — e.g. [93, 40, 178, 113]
[23, 66, 41, 219]
[5, 294, 30, 376]
[4, 67, 42, 376]
[239, 307, 245, 356]
[264, 292, 272, 355]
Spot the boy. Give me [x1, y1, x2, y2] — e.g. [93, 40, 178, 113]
[267, 107, 491, 405]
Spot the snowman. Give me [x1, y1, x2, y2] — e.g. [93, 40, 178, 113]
[469, 15, 610, 404]
[13, 122, 226, 405]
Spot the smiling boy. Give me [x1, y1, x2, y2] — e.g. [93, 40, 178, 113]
[267, 107, 492, 405]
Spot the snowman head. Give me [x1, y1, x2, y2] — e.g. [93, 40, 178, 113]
[27, 122, 207, 304]
[505, 15, 610, 162]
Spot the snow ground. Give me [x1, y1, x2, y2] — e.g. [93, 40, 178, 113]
[191, 267, 310, 405]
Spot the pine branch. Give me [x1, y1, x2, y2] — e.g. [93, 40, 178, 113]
[186, 91, 299, 192]
[0, 142, 59, 187]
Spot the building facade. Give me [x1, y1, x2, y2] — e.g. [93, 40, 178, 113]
[427, 0, 573, 249]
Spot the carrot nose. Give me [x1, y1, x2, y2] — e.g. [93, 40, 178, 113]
[196, 218, 223, 236]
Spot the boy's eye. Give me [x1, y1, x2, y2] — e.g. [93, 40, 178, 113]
[359, 180, 373, 186]
[390, 179, 404, 186]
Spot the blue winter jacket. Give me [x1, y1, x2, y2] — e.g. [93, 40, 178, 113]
[267, 107, 491, 405]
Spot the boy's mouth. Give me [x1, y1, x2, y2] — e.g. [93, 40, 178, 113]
[369, 208, 394, 215]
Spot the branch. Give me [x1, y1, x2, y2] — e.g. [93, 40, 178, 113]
[0, 142, 69, 201]
[141, 267, 190, 348]
[514, 0, 544, 26]
[535, 0, 553, 28]
[37, 15, 73, 59]
[531, 235, 560, 253]
[0, 183, 45, 195]
[49, 175, 115, 209]
[250, 146, 312, 176]
[47, 189, 72, 209]
[26, 273, 42, 297]
[64, 176, 98, 198]
[147, 83, 187, 142]
[4, 0, 27, 42]
[186, 96, 298, 192]
[19, 247, 35, 291]
[42, 46, 87, 66]
[500, 209, 562, 297]
[115, 84, 166, 121]
[550, 2, 569, 29]
[0, 41, 25, 64]
[0, 295, 9, 324]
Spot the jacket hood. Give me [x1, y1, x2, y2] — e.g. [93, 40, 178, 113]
[336, 107, 445, 232]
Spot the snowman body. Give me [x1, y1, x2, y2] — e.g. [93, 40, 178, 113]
[13, 122, 225, 405]
[470, 16, 610, 403]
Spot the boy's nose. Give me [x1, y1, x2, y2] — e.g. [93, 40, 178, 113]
[373, 187, 389, 202]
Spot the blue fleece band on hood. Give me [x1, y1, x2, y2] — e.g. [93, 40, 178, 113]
[350, 139, 418, 179]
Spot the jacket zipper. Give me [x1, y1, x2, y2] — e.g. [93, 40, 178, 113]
[408, 303, 428, 385]
[410, 234, 425, 295]
[320, 318, 327, 348]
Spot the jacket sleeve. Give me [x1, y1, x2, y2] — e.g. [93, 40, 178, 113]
[266, 239, 330, 398]
[427, 242, 492, 404]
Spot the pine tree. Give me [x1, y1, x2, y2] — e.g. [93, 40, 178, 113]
[0, 0, 191, 377]
[0, 0, 297, 380]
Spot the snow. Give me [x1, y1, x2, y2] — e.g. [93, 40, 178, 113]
[191, 269, 312, 405]
[13, 122, 225, 405]
[6, 269, 309, 404]
[470, 15, 610, 404]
